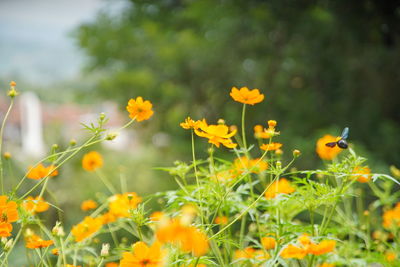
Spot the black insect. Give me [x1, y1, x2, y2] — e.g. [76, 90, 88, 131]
[325, 127, 349, 149]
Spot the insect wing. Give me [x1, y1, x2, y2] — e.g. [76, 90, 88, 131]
[340, 127, 349, 140]
[325, 142, 337, 148]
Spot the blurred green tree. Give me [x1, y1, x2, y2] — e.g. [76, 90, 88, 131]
[75, 0, 400, 166]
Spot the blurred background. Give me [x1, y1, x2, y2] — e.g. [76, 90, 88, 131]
[0, 0, 400, 259]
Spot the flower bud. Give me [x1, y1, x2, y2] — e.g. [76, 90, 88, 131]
[99, 113, 106, 121]
[101, 243, 110, 257]
[52, 221, 65, 237]
[69, 139, 77, 146]
[217, 119, 225, 125]
[275, 149, 283, 156]
[293, 149, 301, 158]
[106, 132, 118, 141]
[52, 144, 59, 150]
[268, 120, 277, 128]
[3, 152, 11, 159]
[276, 161, 282, 169]
[9, 81, 16, 87]
[4, 238, 13, 251]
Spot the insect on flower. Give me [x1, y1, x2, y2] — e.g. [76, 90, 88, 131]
[325, 127, 349, 149]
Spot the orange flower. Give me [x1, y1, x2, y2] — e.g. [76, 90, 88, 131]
[71, 216, 103, 242]
[82, 151, 103, 171]
[265, 178, 295, 199]
[120, 241, 166, 267]
[150, 211, 165, 222]
[261, 236, 276, 250]
[260, 142, 283, 151]
[101, 211, 117, 224]
[106, 263, 119, 267]
[213, 170, 236, 184]
[126, 97, 154, 122]
[0, 222, 13, 237]
[385, 251, 396, 262]
[316, 135, 342, 160]
[280, 244, 307, 259]
[195, 123, 237, 148]
[233, 157, 268, 175]
[81, 199, 98, 211]
[23, 196, 49, 214]
[352, 166, 371, 183]
[383, 202, 400, 228]
[234, 247, 256, 259]
[66, 265, 81, 267]
[318, 264, 335, 267]
[109, 192, 142, 218]
[215, 216, 228, 225]
[51, 248, 59, 255]
[25, 234, 54, 249]
[180, 117, 205, 130]
[27, 164, 58, 180]
[254, 125, 271, 139]
[0, 196, 19, 224]
[230, 87, 264, 105]
[307, 240, 336, 255]
[156, 219, 209, 256]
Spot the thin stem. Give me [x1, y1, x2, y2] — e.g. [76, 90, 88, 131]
[95, 169, 117, 194]
[191, 130, 204, 225]
[241, 104, 248, 154]
[0, 98, 14, 194]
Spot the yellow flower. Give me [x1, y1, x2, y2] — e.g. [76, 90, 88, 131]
[382, 202, 400, 228]
[318, 264, 335, 267]
[215, 216, 228, 225]
[150, 211, 165, 223]
[156, 218, 209, 256]
[25, 234, 54, 249]
[234, 247, 256, 259]
[280, 244, 307, 259]
[385, 251, 396, 262]
[307, 240, 336, 255]
[71, 216, 103, 242]
[260, 142, 283, 151]
[352, 166, 371, 183]
[27, 164, 58, 180]
[81, 200, 98, 211]
[109, 192, 142, 218]
[126, 97, 154, 122]
[230, 87, 264, 105]
[232, 156, 268, 175]
[254, 125, 271, 139]
[265, 178, 295, 199]
[82, 151, 103, 171]
[261, 236, 276, 250]
[180, 117, 205, 130]
[316, 135, 342, 160]
[195, 123, 237, 148]
[120, 241, 166, 267]
[23, 196, 49, 214]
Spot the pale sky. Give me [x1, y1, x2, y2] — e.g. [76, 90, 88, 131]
[0, 0, 127, 83]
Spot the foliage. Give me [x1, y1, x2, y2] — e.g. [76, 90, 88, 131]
[1, 82, 400, 266]
[74, 0, 400, 166]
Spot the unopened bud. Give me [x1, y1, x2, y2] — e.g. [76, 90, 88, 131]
[4, 239, 13, 251]
[52, 221, 65, 237]
[69, 139, 77, 146]
[363, 210, 370, 216]
[9, 81, 16, 87]
[275, 149, 283, 156]
[268, 120, 277, 128]
[101, 243, 110, 257]
[3, 152, 11, 159]
[106, 132, 118, 141]
[7, 88, 18, 98]
[276, 161, 282, 168]
[99, 113, 106, 120]
[217, 119, 225, 125]
[52, 144, 59, 150]
[293, 149, 301, 158]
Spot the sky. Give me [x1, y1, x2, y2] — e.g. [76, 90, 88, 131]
[0, 0, 127, 84]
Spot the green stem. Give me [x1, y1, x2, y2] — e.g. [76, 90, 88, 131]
[96, 169, 117, 194]
[0, 98, 14, 194]
[241, 104, 248, 154]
